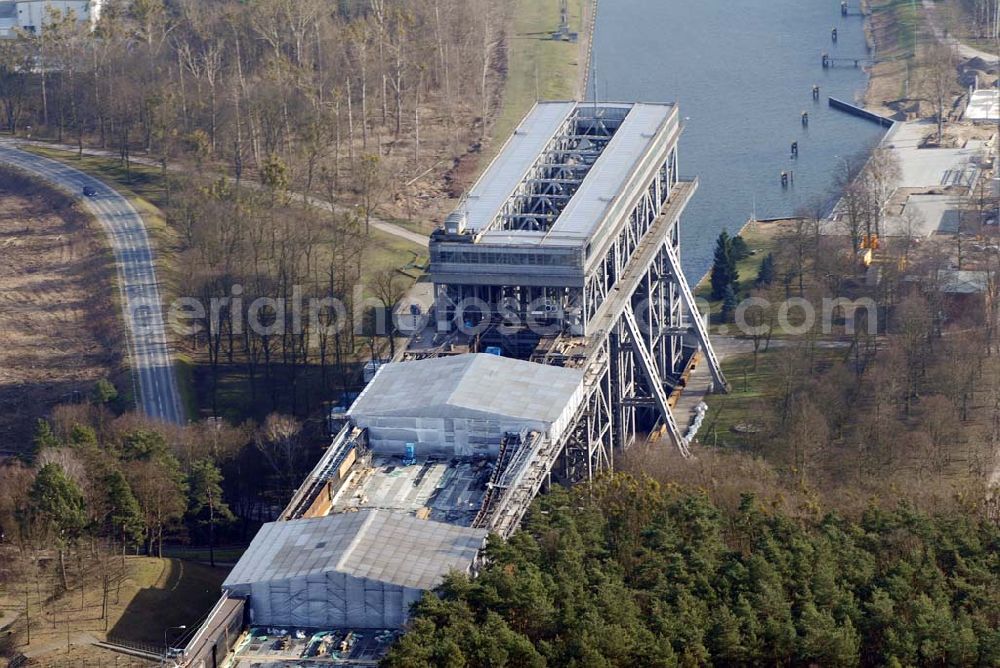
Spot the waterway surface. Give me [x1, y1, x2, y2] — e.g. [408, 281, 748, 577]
[590, 0, 887, 280]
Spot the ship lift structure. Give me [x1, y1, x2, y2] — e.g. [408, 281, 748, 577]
[174, 101, 729, 666]
[411, 101, 728, 481]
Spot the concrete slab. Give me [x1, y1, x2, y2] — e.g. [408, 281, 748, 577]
[883, 120, 981, 189]
[884, 195, 963, 236]
[966, 89, 999, 122]
[825, 120, 985, 237]
[331, 455, 489, 525]
[897, 149, 977, 188]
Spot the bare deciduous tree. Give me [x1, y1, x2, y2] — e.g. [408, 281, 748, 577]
[919, 42, 958, 144]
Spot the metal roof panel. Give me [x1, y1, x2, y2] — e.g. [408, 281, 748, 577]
[462, 102, 577, 232]
[223, 510, 486, 591]
[348, 353, 584, 425]
[547, 103, 674, 242]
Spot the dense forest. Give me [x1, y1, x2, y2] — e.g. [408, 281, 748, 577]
[0, 0, 501, 174]
[0, 397, 313, 560]
[385, 475, 1000, 667]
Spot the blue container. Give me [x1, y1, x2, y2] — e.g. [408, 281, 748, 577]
[402, 443, 416, 466]
[485, 346, 502, 356]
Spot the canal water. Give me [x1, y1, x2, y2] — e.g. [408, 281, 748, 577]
[589, 0, 887, 280]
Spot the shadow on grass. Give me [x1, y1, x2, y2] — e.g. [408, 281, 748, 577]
[190, 359, 368, 423]
[107, 559, 224, 646]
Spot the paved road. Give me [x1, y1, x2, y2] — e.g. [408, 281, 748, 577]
[0, 142, 185, 425]
[922, 0, 1000, 62]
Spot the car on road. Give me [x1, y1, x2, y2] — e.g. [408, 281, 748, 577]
[82, 185, 96, 197]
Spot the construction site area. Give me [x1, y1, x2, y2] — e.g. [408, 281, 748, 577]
[125, 96, 1000, 668]
[825, 112, 999, 309]
[167, 100, 729, 667]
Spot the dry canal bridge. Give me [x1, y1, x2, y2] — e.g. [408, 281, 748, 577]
[177, 101, 728, 666]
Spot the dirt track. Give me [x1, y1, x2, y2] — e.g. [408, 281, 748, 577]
[0, 172, 121, 449]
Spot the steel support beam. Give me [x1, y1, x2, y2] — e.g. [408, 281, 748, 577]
[622, 305, 690, 457]
[662, 242, 730, 392]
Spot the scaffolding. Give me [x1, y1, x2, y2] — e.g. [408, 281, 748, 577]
[423, 101, 727, 474]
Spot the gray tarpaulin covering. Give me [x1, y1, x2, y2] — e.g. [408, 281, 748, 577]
[348, 353, 585, 457]
[224, 509, 487, 629]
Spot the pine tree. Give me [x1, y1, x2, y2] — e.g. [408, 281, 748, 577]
[25, 418, 59, 463]
[69, 424, 98, 448]
[93, 378, 119, 405]
[721, 284, 738, 321]
[105, 470, 144, 553]
[29, 463, 87, 540]
[711, 230, 733, 299]
[29, 463, 88, 590]
[797, 601, 861, 665]
[187, 459, 235, 567]
[756, 253, 776, 287]
[728, 240, 740, 285]
[708, 605, 747, 663]
[121, 429, 169, 461]
[711, 231, 740, 300]
[731, 235, 751, 261]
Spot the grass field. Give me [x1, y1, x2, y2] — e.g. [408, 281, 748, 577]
[106, 558, 227, 645]
[20, 146, 169, 205]
[701, 345, 852, 451]
[700, 353, 775, 450]
[382, 214, 434, 237]
[489, 0, 587, 153]
[865, 0, 933, 110]
[364, 233, 427, 284]
[872, 0, 920, 60]
[19, 146, 179, 263]
[0, 172, 125, 449]
[6, 556, 227, 664]
[693, 220, 784, 331]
